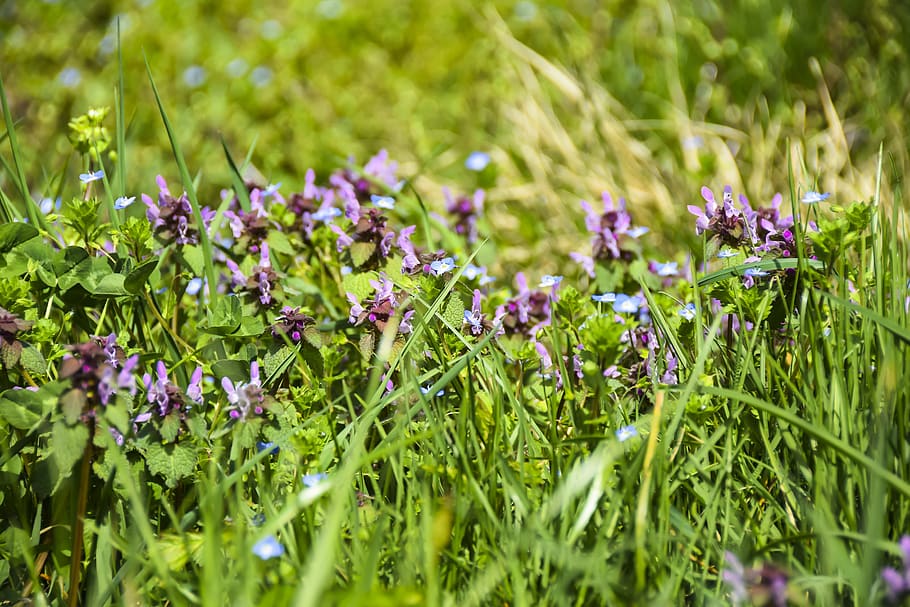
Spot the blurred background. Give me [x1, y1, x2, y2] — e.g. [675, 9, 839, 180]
[1, 0, 909, 270]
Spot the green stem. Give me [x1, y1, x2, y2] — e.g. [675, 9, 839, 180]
[68, 440, 93, 607]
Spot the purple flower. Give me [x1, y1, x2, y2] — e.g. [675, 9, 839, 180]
[140, 361, 203, 422]
[570, 252, 596, 278]
[444, 188, 484, 244]
[252, 535, 284, 560]
[496, 272, 552, 336]
[722, 552, 790, 607]
[687, 185, 751, 247]
[221, 361, 268, 420]
[271, 306, 316, 344]
[363, 149, 400, 189]
[881, 535, 910, 604]
[462, 289, 503, 336]
[141, 175, 214, 246]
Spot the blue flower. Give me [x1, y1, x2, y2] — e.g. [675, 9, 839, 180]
[79, 170, 104, 183]
[801, 191, 831, 204]
[263, 183, 282, 198]
[302, 472, 327, 488]
[539, 275, 563, 288]
[370, 194, 396, 210]
[612, 294, 641, 314]
[652, 261, 679, 277]
[185, 277, 204, 296]
[420, 385, 445, 397]
[257, 441, 279, 454]
[678, 303, 696, 321]
[252, 535, 284, 560]
[615, 425, 637, 442]
[717, 249, 739, 259]
[592, 292, 616, 303]
[312, 207, 342, 222]
[743, 268, 768, 278]
[114, 196, 136, 210]
[430, 257, 456, 276]
[183, 66, 206, 88]
[627, 226, 649, 238]
[465, 151, 491, 171]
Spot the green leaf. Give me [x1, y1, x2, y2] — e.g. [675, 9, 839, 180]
[697, 258, 825, 287]
[91, 273, 129, 296]
[51, 420, 90, 479]
[232, 316, 264, 338]
[262, 345, 295, 383]
[0, 386, 51, 429]
[212, 359, 251, 384]
[0, 223, 38, 253]
[200, 296, 242, 335]
[267, 229, 295, 256]
[159, 412, 182, 443]
[441, 294, 465, 329]
[18, 345, 47, 376]
[144, 441, 197, 488]
[125, 257, 159, 294]
[350, 242, 375, 268]
[359, 332, 375, 359]
[342, 271, 377, 301]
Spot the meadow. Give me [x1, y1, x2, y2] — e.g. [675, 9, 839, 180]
[1, 1, 909, 605]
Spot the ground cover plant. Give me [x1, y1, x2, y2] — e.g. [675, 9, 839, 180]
[2, 3, 910, 606]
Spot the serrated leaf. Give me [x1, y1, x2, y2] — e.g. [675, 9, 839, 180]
[159, 412, 182, 443]
[359, 332, 375, 359]
[145, 441, 197, 488]
[51, 420, 89, 479]
[262, 345, 295, 382]
[303, 326, 324, 349]
[102, 403, 131, 434]
[125, 257, 159, 294]
[350, 242, 375, 268]
[180, 245, 205, 277]
[18, 345, 46, 376]
[441, 295, 465, 329]
[342, 271, 377, 301]
[232, 316, 264, 337]
[267, 229, 295, 256]
[60, 389, 86, 425]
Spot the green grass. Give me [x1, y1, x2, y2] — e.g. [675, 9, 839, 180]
[1, 2, 910, 606]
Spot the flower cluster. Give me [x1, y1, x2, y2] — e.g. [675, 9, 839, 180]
[396, 225, 448, 275]
[223, 189, 274, 254]
[142, 175, 215, 246]
[330, 205, 396, 269]
[576, 192, 648, 267]
[881, 536, 910, 604]
[0, 306, 33, 369]
[225, 242, 278, 306]
[347, 275, 415, 336]
[58, 335, 138, 422]
[271, 306, 317, 344]
[722, 552, 791, 607]
[496, 272, 552, 336]
[221, 361, 269, 420]
[463, 289, 504, 336]
[444, 187, 484, 244]
[135, 361, 203, 428]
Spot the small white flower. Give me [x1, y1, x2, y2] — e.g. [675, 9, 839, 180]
[717, 249, 739, 259]
[627, 226, 649, 238]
